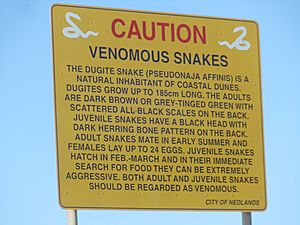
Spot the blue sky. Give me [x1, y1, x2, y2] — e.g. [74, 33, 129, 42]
[1, 0, 300, 224]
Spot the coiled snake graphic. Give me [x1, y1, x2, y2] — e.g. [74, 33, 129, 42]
[218, 26, 250, 51]
[63, 12, 98, 39]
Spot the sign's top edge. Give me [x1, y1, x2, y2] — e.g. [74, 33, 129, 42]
[51, 3, 259, 27]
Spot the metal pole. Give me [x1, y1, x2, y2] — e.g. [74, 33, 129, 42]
[242, 212, 252, 225]
[67, 210, 78, 225]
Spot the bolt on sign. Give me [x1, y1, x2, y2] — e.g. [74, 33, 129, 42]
[51, 4, 266, 210]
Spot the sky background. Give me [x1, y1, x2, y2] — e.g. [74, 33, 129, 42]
[1, 0, 300, 225]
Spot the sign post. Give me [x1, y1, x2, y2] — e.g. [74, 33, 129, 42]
[67, 210, 78, 225]
[242, 212, 252, 225]
[52, 4, 266, 212]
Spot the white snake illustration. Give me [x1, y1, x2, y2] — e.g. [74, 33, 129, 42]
[63, 12, 98, 39]
[218, 26, 250, 51]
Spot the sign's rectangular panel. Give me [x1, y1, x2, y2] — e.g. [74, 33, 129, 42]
[52, 4, 266, 210]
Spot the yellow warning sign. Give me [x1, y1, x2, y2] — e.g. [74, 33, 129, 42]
[51, 4, 266, 210]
